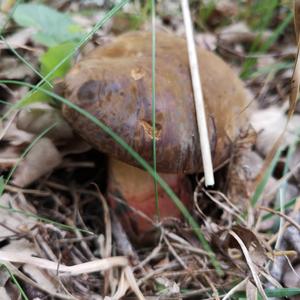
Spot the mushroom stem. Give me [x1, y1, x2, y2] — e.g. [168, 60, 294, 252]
[107, 158, 192, 244]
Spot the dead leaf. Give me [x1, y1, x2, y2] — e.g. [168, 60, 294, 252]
[2, 122, 34, 146]
[0, 57, 34, 79]
[12, 138, 62, 187]
[218, 22, 270, 44]
[17, 103, 74, 142]
[250, 107, 300, 156]
[0, 28, 35, 50]
[225, 225, 267, 266]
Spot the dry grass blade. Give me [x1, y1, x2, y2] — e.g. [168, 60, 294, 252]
[229, 231, 267, 300]
[290, 41, 300, 118]
[111, 269, 129, 299]
[295, 0, 300, 40]
[0, 110, 17, 141]
[181, 0, 214, 186]
[124, 266, 145, 300]
[0, 251, 128, 275]
[222, 277, 248, 300]
[259, 206, 300, 231]
[289, 0, 300, 118]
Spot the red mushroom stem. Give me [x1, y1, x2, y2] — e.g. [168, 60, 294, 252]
[107, 158, 191, 244]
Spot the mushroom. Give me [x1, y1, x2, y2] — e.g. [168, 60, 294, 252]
[60, 31, 248, 243]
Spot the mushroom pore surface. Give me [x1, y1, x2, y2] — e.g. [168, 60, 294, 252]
[62, 31, 248, 174]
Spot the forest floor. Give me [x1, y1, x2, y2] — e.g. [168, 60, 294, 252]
[0, 1, 300, 299]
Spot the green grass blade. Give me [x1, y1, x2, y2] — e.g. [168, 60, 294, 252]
[0, 79, 223, 276]
[234, 288, 300, 299]
[0, 204, 93, 234]
[241, 1, 292, 78]
[1, 264, 29, 300]
[0, 176, 5, 196]
[151, 0, 159, 218]
[262, 197, 296, 220]
[265, 287, 300, 298]
[251, 147, 283, 206]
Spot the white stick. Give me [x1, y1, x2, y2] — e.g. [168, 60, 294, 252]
[181, 0, 215, 186]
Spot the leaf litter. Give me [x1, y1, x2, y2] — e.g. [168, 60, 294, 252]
[0, 1, 300, 299]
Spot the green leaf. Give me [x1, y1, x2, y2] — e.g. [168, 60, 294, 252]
[40, 42, 76, 79]
[22, 42, 76, 104]
[13, 3, 83, 46]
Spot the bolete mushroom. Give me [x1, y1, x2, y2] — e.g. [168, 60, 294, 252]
[60, 31, 248, 243]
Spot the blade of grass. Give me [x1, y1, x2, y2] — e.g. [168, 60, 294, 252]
[251, 147, 283, 206]
[151, 0, 159, 219]
[1, 79, 223, 276]
[0, 176, 5, 197]
[234, 288, 300, 299]
[262, 197, 296, 220]
[241, 2, 292, 79]
[0, 99, 13, 106]
[1, 264, 29, 300]
[265, 287, 300, 297]
[0, 204, 93, 234]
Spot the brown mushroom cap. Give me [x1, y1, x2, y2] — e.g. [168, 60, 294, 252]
[62, 31, 248, 174]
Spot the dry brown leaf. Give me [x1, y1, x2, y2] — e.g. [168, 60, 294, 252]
[229, 230, 267, 300]
[17, 104, 74, 142]
[226, 225, 267, 266]
[3, 122, 34, 146]
[12, 138, 62, 187]
[218, 22, 270, 44]
[0, 193, 37, 238]
[0, 28, 35, 50]
[250, 107, 300, 156]
[0, 57, 34, 79]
